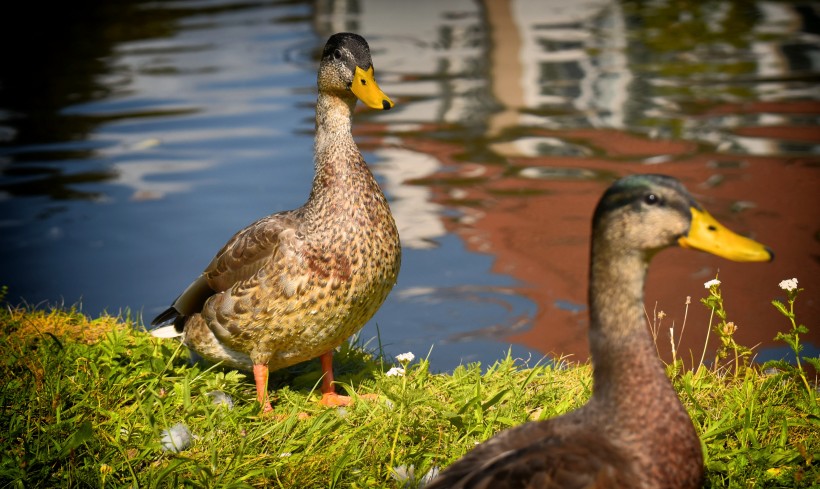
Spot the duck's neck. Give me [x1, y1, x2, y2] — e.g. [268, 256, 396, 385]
[307, 92, 368, 208]
[587, 244, 670, 408]
[314, 91, 357, 167]
[306, 91, 386, 228]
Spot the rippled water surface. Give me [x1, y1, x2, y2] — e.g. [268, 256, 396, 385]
[1, 0, 818, 371]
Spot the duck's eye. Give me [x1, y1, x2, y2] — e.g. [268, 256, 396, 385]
[333, 49, 342, 60]
[644, 193, 661, 205]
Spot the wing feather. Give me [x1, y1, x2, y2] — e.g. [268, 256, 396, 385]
[150, 211, 302, 329]
[203, 212, 300, 292]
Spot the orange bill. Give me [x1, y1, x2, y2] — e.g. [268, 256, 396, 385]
[678, 207, 773, 262]
[351, 66, 394, 110]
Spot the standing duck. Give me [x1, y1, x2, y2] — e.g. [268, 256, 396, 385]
[151, 33, 401, 412]
[427, 174, 772, 488]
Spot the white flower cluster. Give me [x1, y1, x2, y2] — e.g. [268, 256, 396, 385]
[704, 279, 721, 289]
[395, 352, 415, 364]
[385, 367, 405, 377]
[385, 352, 416, 377]
[779, 278, 798, 292]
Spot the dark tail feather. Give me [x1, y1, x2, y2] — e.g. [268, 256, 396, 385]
[150, 275, 215, 335]
[149, 306, 188, 338]
[152, 306, 181, 327]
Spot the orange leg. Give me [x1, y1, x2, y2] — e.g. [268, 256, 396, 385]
[253, 364, 273, 413]
[318, 350, 352, 407]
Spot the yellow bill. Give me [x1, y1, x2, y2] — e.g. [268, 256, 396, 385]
[351, 66, 394, 110]
[678, 207, 773, 262]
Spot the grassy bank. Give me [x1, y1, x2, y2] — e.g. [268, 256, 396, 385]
[0, 284, 817, 488]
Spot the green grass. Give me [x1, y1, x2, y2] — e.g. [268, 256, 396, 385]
[0, 283, 817, 488]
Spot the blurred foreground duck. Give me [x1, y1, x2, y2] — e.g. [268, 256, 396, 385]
[151, 33, 400, 412]
[427, 174, 772, 489]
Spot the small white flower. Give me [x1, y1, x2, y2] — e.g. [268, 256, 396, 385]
[778, 278, 798, 292]
[279, 452, 292, 458]
[395, 352, 415, 364]
[385, 367, 405, 377]
[704, 279, 721, 289]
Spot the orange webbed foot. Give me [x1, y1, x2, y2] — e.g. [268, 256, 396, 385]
[319, 392, 353, 407]
[319, 392, 380, 407]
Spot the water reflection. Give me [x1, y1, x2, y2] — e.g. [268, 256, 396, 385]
[0, 0, 817, 371]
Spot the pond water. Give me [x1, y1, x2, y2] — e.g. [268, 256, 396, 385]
[1, 0, 818, 372]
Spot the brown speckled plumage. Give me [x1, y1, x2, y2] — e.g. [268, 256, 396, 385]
[427, 174, 773, 489]
[151, 33, 400, 410]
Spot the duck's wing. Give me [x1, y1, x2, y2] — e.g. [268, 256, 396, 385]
[426, 423, 636, 489]
[204, 212, 300, 292]
[151, 211, 301, 330]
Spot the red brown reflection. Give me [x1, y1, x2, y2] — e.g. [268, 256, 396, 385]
[400, 127, 819, 367]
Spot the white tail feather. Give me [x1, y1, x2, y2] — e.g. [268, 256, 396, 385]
[151, 325, 183, 338]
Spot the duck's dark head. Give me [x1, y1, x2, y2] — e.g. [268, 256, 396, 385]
[318, 33, 394, 110]
[593, 174, 773, 262]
